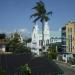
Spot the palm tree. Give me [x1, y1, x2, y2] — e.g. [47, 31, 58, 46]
[31, 1, 52, 52]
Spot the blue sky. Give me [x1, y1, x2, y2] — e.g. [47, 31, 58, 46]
[0, 0, 75, 36]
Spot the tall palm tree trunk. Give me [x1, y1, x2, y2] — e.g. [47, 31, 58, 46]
[41, 21, 44, 51]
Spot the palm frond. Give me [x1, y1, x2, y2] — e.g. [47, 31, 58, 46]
[45, 16, 50, 21]
[47, 11, 52, 16]
[39, 0, 44, 6]
[31, 0, 52, 23]
[36, 0, 44, 6]
[32, 6, 37, 9]
[30, 13, 39, 19]
[33, 17, 40, 23]
[32, 5, 42, 13]
[40, 18, 43, 22]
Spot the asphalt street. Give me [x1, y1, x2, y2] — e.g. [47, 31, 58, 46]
[56, 62, 75, 75]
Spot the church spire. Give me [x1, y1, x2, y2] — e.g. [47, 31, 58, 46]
[44, 21, 50, 34]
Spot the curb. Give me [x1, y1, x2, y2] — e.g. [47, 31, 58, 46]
[54, 60, 75, 71]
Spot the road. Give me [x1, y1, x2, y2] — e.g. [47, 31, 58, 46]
[56, 62, 75, 75]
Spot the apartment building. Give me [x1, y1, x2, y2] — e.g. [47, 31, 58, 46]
[61, 21, 75, 62]
[61, 26, 66, 53]
[62, 21, 75, 53]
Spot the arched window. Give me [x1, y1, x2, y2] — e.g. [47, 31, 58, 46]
[50, 37, 53, 43]
[34, 34, 35, 38]
[46, 39, 49, 45]
[39, 40, 42, 46]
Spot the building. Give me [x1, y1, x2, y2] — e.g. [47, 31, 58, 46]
[50, 31, 61, 43]
[61, 21, 75, 62]
[0, 34, 6, 52]
[31, 22, 50, 55]
[31, 21, 61, 55]
[61, 26, 66, 53]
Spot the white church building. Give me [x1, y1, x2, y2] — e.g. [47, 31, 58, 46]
[31, 22, 50, 55]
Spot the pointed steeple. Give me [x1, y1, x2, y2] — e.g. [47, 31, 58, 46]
[44, 21, 50, 34]
[32, 23, 39, 33]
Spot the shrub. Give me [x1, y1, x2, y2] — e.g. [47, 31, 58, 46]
[0, 68, 7, 75]
[15, 64, 31, 75]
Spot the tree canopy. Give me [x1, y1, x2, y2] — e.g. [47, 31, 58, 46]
[30, 1, 52, 23]
[6, 32, 31, 54]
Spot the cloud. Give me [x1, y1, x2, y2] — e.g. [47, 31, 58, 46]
[19, 29, 27, 32]
[0, 28, 30, 38]
[18, 28, 30, 34]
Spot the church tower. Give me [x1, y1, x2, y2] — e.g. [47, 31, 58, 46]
[31, 21, 50, 55]
[31, 23, 40, 55]
[43, 21, 50, 51]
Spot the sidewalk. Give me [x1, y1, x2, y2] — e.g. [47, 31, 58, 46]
[54, 60, 75, 71]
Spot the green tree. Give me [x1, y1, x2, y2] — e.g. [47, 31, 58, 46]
[31, 1, 52, 51]
[6, 32, 31, 54]
[26, 38, 31, 43]
[48, 43, 57, 59]
[0, 69, 7, 75]
[16, 64, 31, 75]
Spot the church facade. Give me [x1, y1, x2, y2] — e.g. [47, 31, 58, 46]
[31, 22, 50, 55]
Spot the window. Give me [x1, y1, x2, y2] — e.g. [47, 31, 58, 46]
[70, 28, 72, 33]
[73, 46, 74, 49]
[50, 37, 53, 42]
[64, 54, 66, 57]
[34, 34, 35, 38]
[32, 48, 36, 50]
[39, 40, 42, 46]
[46, 39, 49, 45]
[68, 28, 72, 35]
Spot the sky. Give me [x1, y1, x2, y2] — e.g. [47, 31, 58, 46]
[0, 0, 75, 36]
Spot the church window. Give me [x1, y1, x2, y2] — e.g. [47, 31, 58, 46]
[32, 47, 36, 50]
[46, 39, 49, 45]
[39, 40, 42, 46]
[34, 34, 35, 38]
[50, 37, 53, 43]
[44, 40, 45, 45]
